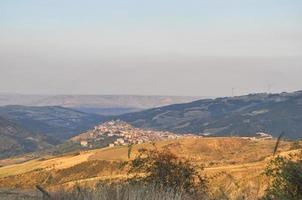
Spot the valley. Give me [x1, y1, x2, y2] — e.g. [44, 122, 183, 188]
[0, 94, 200, 115]
[0, 105, 105, 141]
[0, 91, 302, 199]
[1, 1, 302, 198]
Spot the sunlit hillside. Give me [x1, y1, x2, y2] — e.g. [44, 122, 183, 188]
[0, 137, 299, 199]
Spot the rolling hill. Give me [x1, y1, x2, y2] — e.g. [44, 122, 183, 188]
[118, 91, 302, 139]
[0, 116, 53, 159]
[0, 105, 105, 141]
[0, 94, 201, 115]
[0, 137, 297, 198]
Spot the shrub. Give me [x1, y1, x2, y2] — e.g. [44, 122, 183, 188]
[128, 148, 207, 195]
[262, 150, 302, 200]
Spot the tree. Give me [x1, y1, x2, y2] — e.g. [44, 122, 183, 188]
[128, 148, 207, 194]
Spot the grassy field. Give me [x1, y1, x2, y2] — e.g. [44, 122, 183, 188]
[0, 137, 298, 199]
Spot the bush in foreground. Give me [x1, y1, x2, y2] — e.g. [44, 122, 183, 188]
[262, 150, 302, 200]
[128, 148, 207, 196]
[35, 148, 209, 200]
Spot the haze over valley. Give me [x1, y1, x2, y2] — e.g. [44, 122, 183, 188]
[0, 94, 201, 115]
[1, 0, 302, 199]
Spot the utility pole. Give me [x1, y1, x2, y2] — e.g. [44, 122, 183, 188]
[267, 84, 272, 94]
[232, 88, 235, 97]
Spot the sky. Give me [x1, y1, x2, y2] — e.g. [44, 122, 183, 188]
[0, 0, 301, 97]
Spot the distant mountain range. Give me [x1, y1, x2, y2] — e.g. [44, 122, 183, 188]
[118, 91, 302, 139]
[0, 116, 53, 159]
[0, 94, 201, 115]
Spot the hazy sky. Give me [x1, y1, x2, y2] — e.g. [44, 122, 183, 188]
[0, 0, 301, 96]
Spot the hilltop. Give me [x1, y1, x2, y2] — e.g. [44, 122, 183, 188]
[118, 91, 302, 139]
[71, 120, 182, 149]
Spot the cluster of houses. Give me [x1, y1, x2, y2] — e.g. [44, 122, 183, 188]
[77, 120, 182, 148]
[75, 120, 274, 149]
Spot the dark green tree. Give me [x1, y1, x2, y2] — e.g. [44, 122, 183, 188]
[262, 151, 302, 200]
[128, 148, 207, 194]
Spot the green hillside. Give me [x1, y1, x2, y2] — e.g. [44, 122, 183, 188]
[0, 117, 53, 159]
[119, 91, 302, 139]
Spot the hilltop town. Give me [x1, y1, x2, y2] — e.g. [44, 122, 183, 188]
[71, 120, 190, 148]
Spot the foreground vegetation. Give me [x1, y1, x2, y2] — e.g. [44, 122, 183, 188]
[1, 149, 301, 200]
[0, 138, 301, 199]
[262, 151, 302, 200]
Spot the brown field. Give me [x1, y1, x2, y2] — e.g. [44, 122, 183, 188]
[0, 137, 299, 198]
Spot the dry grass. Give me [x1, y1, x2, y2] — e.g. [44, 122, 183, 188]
[0, 152, 94, 178]
[0, 137, 295, 197]
[0, 183, 206, 200]
[89, 137, 291, 166]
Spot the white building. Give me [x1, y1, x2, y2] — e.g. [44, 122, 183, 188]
[80, 141, 88, 147]
[116, 138, 125, 144]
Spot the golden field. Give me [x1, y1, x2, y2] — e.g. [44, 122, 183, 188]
[0, 137, 299, 198]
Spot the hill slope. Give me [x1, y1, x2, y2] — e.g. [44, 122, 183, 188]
[0, 106, 105, 141]
[118, 91, 302, 139]
[0, 117, 53, 159]
[0, 137, 294, 189]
